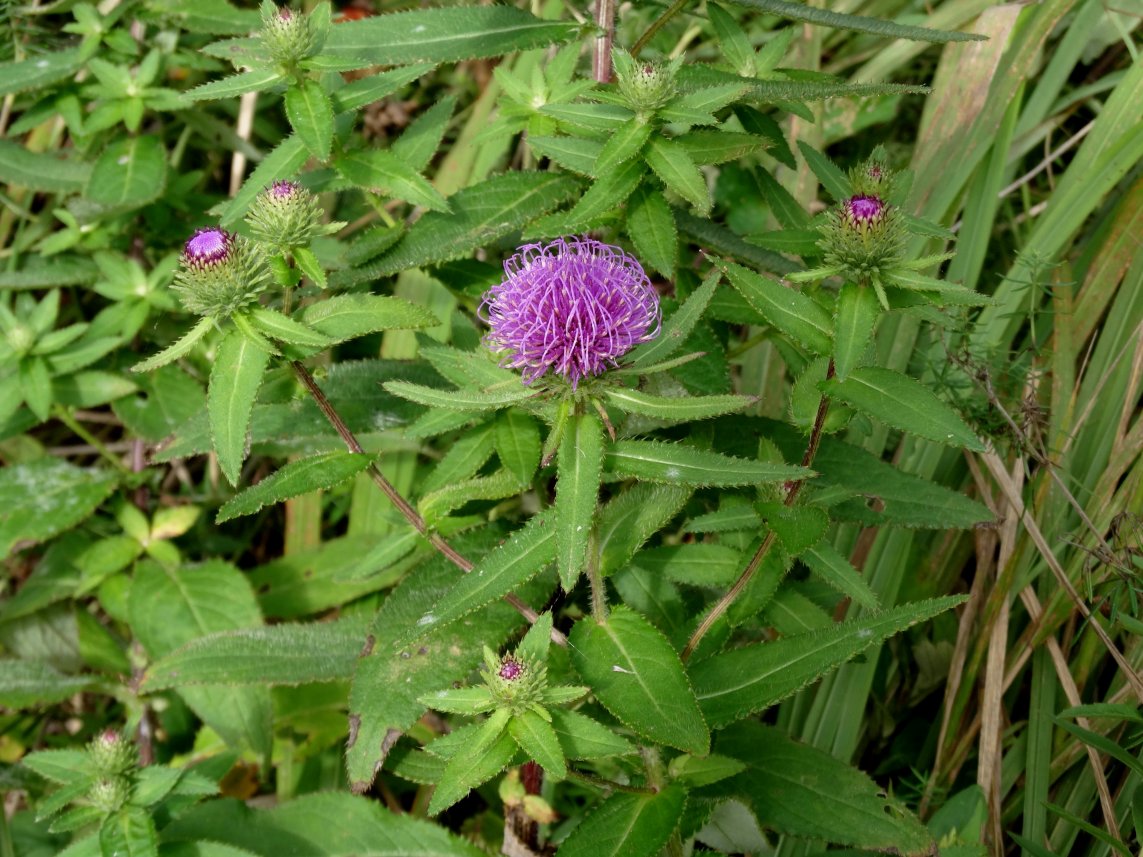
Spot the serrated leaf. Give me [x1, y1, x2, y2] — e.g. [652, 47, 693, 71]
[556, 784, 686, 857]
[597, 483, 691, 576]
[392, 96, 455, 171]
[412, 514, 555, 636]
[85, 136, 167, 208]
[797, 141, 851, 202]
[130, 319, 213, 373]
[718, 722, 934, 855]
[419, 469, 524, 521]
[833, 283, 878, 380]
[530, 157, 643, 235]
[0, 140, 91, 193]
[100, 808, 158, 857]
[336, 149, 450, 211]
[540, 102, 634, 132]
[723, 261, 832, 353]
[246, 307, 331, 349]
[0, 50, 81, 97]
[494, 409, 541, 485]
[605, 388, 752, 422]
[423, 423, 495, 494]
[384, 380, 536, 411]
[708, 3, 755, 75]
[823, 367, 984, 451]
[300, 294, 439, 345]
[208, 329, 270, 487]
[0, 459, 117, 557]
[185, 68, 283, 102]
[429, 710, 515, 815]
[285, 80, 335, 162]
[677, 211, 799, 275]
[692, 596, 965, 726]
[551, 709, 635, 759]
[555, 412, 602, 590]
[419, 686, 497, 715]
[324, 7, 581, 66]
[595, 117, 653, 175]
[569, 607, 708, 753]
[721, 0, 984, 43]
[645, 139, 710, 214]
[675, 130, 767, 165]
[801, 542, 878, 608]
[143, 622, 362, 689]
[341, 172, 580, 282]
[527, 135, 602, 176]
[606, 440, 808, 487]
[635, 543, 743, 588]
[625, 185, 677, 279]
[0, 660, 94, 708]
[510, 709, 566, 779]
[333, 64, 434, 113]
[627, 269, 718, 368]
[755, 502, 829, 556]
[217, 452, 374, 523]
[220, 136, 309, 226]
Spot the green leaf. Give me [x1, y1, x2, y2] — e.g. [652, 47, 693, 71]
[692, 596, 965, 727]
[677, 210, 799, 276]
[0, 659, 94, 708]
[606, 440, 807, 488]
[412, 513, 555, 636]
[551, 709, 635, 759]
[832, 283, 878, 380]
[85, 136, 167, 208]
[143, 622, 362, 689]
[627, 269, 718, 367]
[645, 139, 710, 214]
[419, 469, 524, 521]
[555, 412, 603, 590]
[392, 96, 455, 171]
[625, 185, 678, 279]
[420, 686, 496, 715]
[185, 68, 283, 102]
[0, 50, 81, 97]
[796, 141, 851, 201]
[333, 64, 434, 113]
[540, 102, 634, 132]
[669, 752, 746, 787]
[675, 130, 768, 165]
[429, 711, 515, 815]
[510, 709, 566, 779]
[299, 294, 439, 345]
[605, 388, 753, 422]
[721, 0, 985, 43]
[801, 541, 878, 609]
[723, 261, 832, 354]
[423, 424, 495, 494]
[752, 167, 811, 229]
[100, 808, 158, 857]
[708, 3, 755, 75]
[384, 380, 535, 411]
[246, 307, 332, 349]
[285, 80, 335, 162]
[494, 410, 541, 485]
[823, 367, 984, 451]
[221, 136, 309, 227]
[595, 117, 653, 175]
[527, 135, 602, 176]
[718, 723, 933, 855]
[129, 560, 271, 757]
[208, 329, 271, 487]
[324, 7, 581, 66]
[569, 607, 709, 754]
[341, 172, 580, 282]
[336, 149, 450, 212]
[0, 140, 91, 193]
[0, 459, 117, 556]
[217, 452, 374, 523]
[597, 483, 691, 576]
[634, 543, 743, 588]
[555, 785, 687, 857]
[529, 158, 643, 235]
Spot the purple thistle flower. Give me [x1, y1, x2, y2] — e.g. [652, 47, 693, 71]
[480, 237, 661, 388]
[268, 180, 301, 199]
[845, 195, 885, 225]
[183, 228, 232, 267]
[498, 658, 524, 681]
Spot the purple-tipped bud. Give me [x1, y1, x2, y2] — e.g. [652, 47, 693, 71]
[845, 195, 884, 225]
[184, 228, 233, 267]
[480, 237, 661, 389]
[269, 179, 301, 199]
[498, 658, 524, 681]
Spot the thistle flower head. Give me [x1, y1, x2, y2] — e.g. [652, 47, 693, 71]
[261, 2, 316, 65]
[172, 227, 271, 318]
[821, 193, 905, 283]
[613, 50, 681, 113]
[479, 237, 661, 389]
[498, 657, 524, 681]
[482, 646, 547, 714]
[245, 180, 324, 248]
[845, 194, 885, 226]
[87, 729, 136, 777]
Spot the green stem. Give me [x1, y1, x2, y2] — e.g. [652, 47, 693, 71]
[631, 0, 690, 57]
[567, 768, 655, 794]
[54, 406, 133, 477]
[681, 358, 836, 661]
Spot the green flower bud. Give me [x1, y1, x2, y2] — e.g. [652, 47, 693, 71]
[821, 193, 905, 283]
[482, 646, 547, 715]
[260, 5, 316, 67]
[87, 730, 137, 777]
[245, 181, 324, 249]
[171, 228, 271, 318]
[89, 776, 131, 813]
[614, 51, 680, 114]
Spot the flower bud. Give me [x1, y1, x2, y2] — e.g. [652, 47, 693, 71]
[87, 730, 137, 777]
[89, 776, 131, 813]
[172, 227, 271, 318]
[482, 646, 547, 715]
[245, 180, 324, 249]
[261, 4, 316, 67]
[613, 50, 680, 114]
[821, 193, 905, 283]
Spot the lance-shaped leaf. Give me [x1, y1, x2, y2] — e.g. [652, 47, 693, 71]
[605, 388, 753, 422]
[551, 709, 635, 759]
[217, 452, 375, 523]
[429, 710, 515, 815]
[335, 149, 450, 212]
[383, 380, 536, 411]
[509, 709, 566, 779]
[597, 483, 691, 576]
[185, 69, 284, 102]
[721, 0, 984, 43]
[796, 141, 852, 202]
[692, 596, 964, 727]
[527, 135, 602, 176]
[300, 294, 440, 344]
[822, 366, 985, 451]
[246, 307, 332, 349]
[285, 80, 335, 162]
[569, 607, 709, 754]
[833, 282, 879, 380]
[208, 329, 270, 487]
[143, 622, 363, 689]
[526, 158, 644, 236]
[606, 440, 809, 487]
[555, 412, 603, 590]
[626, 185, 677, 278]
[555, 784, 687, 857]
[494, 410, 541, 485]
[411, 514, 556, 637]
[0, 660, 95, 709]
[221, 136, 309, 227]
[626, 268, 718, 368]
[595, 117, 653, 175]
[723, 261, 832, 354]
[801, 541, 879, 609]
[333, 64, 434, 113]
[646, 138, 710, 214]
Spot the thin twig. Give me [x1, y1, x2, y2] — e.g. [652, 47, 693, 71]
[291, 361, 565, 644]
[631, 0, 689, 57]
[592, 0, 616, 82]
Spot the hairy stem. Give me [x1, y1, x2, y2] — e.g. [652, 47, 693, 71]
[631, 0, 689, 57]
[592, 0, 616, 82]
[567, 768, 656, 795]
[291, 361, 562, 643]
[681, 358, 836, 660]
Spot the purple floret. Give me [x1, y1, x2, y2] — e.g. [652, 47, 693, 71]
[479, 237, 661, 388]
[268, 180, 300, 199]
[183, 228, 232, 267]
[846, 194, 884, 224]
[498, 659, 524, 681]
